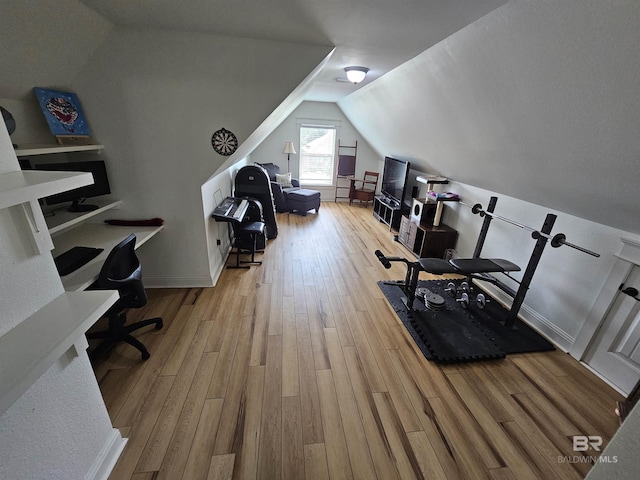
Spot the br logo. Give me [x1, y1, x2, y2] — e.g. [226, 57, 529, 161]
[573, 435, 603, 452]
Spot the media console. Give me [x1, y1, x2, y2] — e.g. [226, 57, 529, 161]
[373, 194, 405, 231]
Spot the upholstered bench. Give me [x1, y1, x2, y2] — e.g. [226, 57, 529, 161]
[287, 189, 321, 216]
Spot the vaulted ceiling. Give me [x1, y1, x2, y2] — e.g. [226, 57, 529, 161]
[2, 1, 639, 237]
[77, 0, 505, 102]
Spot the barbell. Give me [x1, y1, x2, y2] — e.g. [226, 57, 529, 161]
[460, 201, 600, 258]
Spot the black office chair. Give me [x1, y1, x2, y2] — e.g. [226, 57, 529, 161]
[87, 234, 163, 360]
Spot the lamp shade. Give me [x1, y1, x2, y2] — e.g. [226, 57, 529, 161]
[344, 66, 369, 84]
[283, 141, 296, 154]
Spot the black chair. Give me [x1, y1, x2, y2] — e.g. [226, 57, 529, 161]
[87, 234, 163, 360]
[228, 220, 266, 269]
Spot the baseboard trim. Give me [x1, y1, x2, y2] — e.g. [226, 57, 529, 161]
[211, 249, 229, 287]
[143, 275, 214, 288]
[478, 284, 575, 353]
[86, 429, 127, 480]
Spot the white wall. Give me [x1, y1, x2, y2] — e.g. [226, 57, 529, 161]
[0, 347, 122, 480]
[586, 401, 640, 480]
[201, 157, 249, 284]
[338, 0, 640, 237]
[251, 101, 380, 199]
[0, 0, 113, 100]
[71, 27, 332, 287]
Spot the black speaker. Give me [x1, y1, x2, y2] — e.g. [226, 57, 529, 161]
[410, 198, 436, 225]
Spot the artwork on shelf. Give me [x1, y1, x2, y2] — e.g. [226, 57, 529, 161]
[33, 87, 92, 144]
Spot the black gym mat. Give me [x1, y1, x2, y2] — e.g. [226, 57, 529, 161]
[378, 279, 554, 364]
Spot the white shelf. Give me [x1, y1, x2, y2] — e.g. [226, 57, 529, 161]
[15, 144, 105, 157]
[0, 290, 119, 415]
[46, 199, 123, 236]
[0, 170, 93, 210]
[416, 175, 449, 185]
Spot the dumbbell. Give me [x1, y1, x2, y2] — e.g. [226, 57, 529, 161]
[445, 281, 470, 297]
[457, 292, 489, 310]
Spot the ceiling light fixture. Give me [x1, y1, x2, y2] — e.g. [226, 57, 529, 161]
[344, 66, 369, 84]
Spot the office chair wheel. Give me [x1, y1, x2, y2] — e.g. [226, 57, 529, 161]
[141, 350, 151, 360]
[155, 319, 164, 330]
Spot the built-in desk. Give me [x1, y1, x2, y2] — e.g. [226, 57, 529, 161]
[53, 223, 164, 291]
[45, 198, 163, 291]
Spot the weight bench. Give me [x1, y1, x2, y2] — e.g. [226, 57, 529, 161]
[418, 258, 520, 277]
[375, 250, 520, 311]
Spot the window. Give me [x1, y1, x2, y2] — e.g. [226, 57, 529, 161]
[299, 125, 337, 186]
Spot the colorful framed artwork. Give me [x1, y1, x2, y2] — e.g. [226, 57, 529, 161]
[34, 87, 91, 142]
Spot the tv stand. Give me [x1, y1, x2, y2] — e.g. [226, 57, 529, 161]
[373, 195, 403, 231]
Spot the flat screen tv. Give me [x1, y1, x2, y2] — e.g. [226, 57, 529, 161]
[381, 156, 410, 206]
[35, 160, 111, 212]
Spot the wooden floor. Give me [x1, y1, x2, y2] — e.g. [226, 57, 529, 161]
[94, 202, 623, 480]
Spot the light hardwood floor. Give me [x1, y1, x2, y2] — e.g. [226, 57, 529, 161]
[93, 202, 623, 480]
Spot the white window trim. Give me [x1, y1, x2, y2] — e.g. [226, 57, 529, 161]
[297, 120, 341, 187]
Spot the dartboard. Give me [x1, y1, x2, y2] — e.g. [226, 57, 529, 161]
[211, 128, 238, 156]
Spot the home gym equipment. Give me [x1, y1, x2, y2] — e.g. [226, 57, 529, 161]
[375, 250, 520, 313]
[456, 196, 599, 327]
[446, 280, 488, 309]
[377, 278, 555, 363]
[460, 201, 600, 258]
[376, 195, 600, 328]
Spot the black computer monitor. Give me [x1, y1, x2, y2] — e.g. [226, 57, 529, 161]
[35, 160, 111, 212]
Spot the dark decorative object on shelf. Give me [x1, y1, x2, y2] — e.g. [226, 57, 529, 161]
[1, 106, 17, 147]
[211, 128, 238, 156]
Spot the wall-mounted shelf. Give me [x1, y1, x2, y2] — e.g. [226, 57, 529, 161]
[46, 198, 123, 236]
[0, 290, 118, 415]
[0, 170, 92, 210]
[416, 175, 449, 185]
[15, 144, 105, 157]
[0, 170, 93, 254]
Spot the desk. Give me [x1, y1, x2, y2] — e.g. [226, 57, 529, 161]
[44, 197, 163, 291]
[52, 223, 163, 291]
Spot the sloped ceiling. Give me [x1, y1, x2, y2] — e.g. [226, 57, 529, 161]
[78, 0, 506, 102]
[4, 1, 637, 236]
[0, 0, 113, 99]
[339, 1, 640, 235]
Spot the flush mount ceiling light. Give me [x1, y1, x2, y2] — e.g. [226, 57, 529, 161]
[344, 66, 369, 84]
